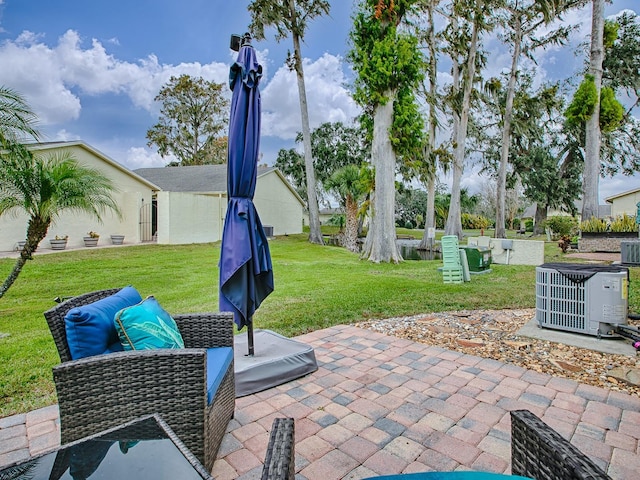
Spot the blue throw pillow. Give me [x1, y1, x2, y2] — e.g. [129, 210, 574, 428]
[65, 286, 143, 360]
[114, 296, 184, 350]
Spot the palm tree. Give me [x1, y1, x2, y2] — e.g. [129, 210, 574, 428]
[0, 86, 39, 143]
[324, 165, 369, 253]
[248, 0, 330, 245]
[0, 143, 122, 298]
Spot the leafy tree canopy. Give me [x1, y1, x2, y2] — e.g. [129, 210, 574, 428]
[564, 74, 598, 127]
[348, 0, 426, 161]
[599, 87, 624, 132]
[146, 75, 229, 166]
[248, 0, 330, 43]
[275, 122, 369, 202]
[603, 12, 640, 111]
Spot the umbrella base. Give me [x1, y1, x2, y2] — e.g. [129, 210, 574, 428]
[233, 329, 318, 397]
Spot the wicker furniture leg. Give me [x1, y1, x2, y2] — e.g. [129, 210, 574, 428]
[262, 418, 295, 480]
[510, 410, 611, 480]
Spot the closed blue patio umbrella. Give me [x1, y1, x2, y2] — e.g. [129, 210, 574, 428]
[219, 34, 273, 356]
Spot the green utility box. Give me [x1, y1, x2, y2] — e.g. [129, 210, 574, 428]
[460, 245, 492, 272]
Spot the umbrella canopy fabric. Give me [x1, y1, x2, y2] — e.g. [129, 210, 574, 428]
[219, 43, 273, 331]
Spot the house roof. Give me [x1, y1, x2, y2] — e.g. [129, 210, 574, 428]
[27, 141, 160, 191]
[520, 200, 611, 219]
[135, 165, 229, 192]
[604, 187, 640, 203]
[134, 165, 305, 205]
[320, 207, 343, 215]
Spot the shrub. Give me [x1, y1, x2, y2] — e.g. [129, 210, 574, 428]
[609, 214, 638, 233]
[461, 213, 491, 230]
[558, 235, 572, 253]
[525, 219, 534, 232]
[580, 217, 607, 232]
[543, 216, 578, 239]
[579, 215, 637, 233]
[327, 214, 345, 229]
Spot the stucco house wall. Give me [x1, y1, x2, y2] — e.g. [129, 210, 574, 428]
[0, 141, 157, 251]
[605, 188, 640, 218]
[156, 192, 226, 245]
[135, 165, 304, 244]
[254, 171, 303, 235]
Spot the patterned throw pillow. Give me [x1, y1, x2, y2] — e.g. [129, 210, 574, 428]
[114, 296, 184, 350]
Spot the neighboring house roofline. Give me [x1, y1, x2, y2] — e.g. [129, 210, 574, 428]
[27, 140, 161, 191]
[604, 187, 640, 204]
[134, 164, 305, 207]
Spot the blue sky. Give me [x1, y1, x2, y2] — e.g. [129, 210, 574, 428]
[0, 0, 637, 202]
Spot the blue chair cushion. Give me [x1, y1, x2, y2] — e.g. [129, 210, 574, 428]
[207, 347, 233, 404]
[114, 296, 184, 350]
[65, 286, 143, 360]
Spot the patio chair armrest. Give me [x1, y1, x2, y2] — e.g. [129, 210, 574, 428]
[262, 418, 295, 480]
[53, 349, 207, 444]
[510, 410, 611, 479]
[174, 312, 234, 349]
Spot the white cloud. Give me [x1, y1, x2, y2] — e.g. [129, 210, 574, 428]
[261, 53, 360, 140]
[124, 146, 173, 169]
[0, 29, 231, 123]
[49, 129, 80, 143]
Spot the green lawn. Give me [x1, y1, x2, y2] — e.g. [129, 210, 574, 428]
[1, 233, 638, 417]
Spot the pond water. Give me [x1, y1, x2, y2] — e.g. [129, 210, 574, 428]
[397, 240, 442, 261]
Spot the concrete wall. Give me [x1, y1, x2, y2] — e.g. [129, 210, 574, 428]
[578, 234, 639, 253]
[254, 171, 303, 235]
[155, 192, 225, 245]
[0, 143, 154, 252]
[467, 236, 544, 265]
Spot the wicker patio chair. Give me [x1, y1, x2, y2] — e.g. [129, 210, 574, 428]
[44, 288, 235, 473]
[510, 410, 612, 480]
[262, 418, 295, 480]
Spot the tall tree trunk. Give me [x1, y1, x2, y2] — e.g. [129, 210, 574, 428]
[446, 14, 479, 239]
[0, 256, 28, 299]
[344, 195, 359, 253]
[533, 203, 547, 235]
[582, 0, 604, 221]
[495, 18, 522, 239]
[362, 89, 402, 263]
[420, 177, 437, 250]
[420, 0, 438, 251]
[291, 22, 323, 244]
[0, 217, 48, 299]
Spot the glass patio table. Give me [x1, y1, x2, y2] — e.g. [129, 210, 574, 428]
[0, 414, 211, 480]
[364, 473, 532, 480]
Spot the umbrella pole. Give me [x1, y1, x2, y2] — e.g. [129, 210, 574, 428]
[246, 318, 255, 356]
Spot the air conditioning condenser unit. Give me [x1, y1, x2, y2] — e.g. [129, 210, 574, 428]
[535, 263, 629, 337]
[621, 240, 640, 266]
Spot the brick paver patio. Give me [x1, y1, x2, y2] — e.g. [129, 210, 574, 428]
[1, 325, 639, 479]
